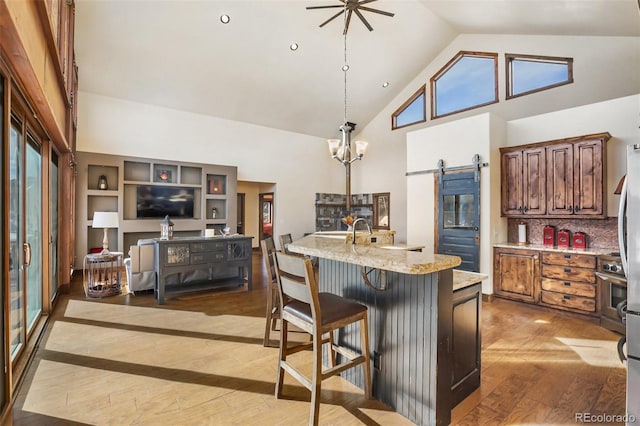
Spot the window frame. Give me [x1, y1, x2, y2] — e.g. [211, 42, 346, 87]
[391, 84, 426, 130]
[505, 53, 574, 100]
[430, 51, 499, 120]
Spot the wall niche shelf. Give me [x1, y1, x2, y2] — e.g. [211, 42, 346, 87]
[75, 152, 238, 270]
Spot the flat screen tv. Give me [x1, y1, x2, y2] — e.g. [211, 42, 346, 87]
[137, 185, 195, 219]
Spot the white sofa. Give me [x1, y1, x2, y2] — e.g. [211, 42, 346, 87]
[124, 239, 156, 294]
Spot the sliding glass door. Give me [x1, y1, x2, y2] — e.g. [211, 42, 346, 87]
[9, 115, 43, 359]
[26, 138, 43, 330]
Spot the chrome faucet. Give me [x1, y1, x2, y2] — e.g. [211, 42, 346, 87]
[352, 218, 372, 245]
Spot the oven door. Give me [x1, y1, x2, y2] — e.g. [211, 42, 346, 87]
[596, 272, 627, 334]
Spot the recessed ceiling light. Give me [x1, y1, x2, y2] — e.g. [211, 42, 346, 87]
[290, 42, 299, 51]
[220, 14, 230, 24]
[382, 82, 389, 88]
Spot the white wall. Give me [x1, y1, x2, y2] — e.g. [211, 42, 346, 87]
[77, 92, 343, 243]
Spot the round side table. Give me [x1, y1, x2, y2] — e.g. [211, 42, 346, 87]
[83, 252, 123, 298]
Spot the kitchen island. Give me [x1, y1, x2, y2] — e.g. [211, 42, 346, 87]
[288, 234, 463, 426]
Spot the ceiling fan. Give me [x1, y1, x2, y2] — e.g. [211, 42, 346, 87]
[306, 0, 394, 34]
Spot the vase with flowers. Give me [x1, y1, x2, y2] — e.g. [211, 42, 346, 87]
[342, 215, 356, 231]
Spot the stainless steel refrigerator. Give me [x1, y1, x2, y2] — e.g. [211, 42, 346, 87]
[620, 143, 640, 421]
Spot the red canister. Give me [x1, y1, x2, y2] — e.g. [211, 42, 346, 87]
[543, 225, 556, 247]
[557, 229, 571, 248]
[573, 232, 587, 249]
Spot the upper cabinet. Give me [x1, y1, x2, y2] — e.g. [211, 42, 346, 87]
[501, 146, 546, 216]
[501, 132, 610, 218]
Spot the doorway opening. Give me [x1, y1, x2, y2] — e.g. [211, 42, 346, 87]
[237, 193, 245, 235]
[259, 192, 274, 241]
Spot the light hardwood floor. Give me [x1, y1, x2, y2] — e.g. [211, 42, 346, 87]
[8, 252, 627, 425]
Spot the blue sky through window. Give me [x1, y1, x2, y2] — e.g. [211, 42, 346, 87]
[434, 55, 496, 117]
[395, 92, 425, 128]
[511, 59, 570, 96]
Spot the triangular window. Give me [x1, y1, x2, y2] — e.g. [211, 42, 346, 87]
[392, 85, 426, 130]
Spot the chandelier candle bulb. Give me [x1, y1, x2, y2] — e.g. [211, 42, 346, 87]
[518, 223, 527, 244]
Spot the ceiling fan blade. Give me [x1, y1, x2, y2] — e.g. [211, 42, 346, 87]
[343, 9, 353, 34]
[358, 5, 395, 17]
[306, 5, 344, 10]
[319, 10, 345, 28]
[357, 0, 378, 5]
[354, 9, 373, 31]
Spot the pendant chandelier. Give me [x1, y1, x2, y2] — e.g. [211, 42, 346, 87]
[325, 2, 369, 166]
[308, 1, 393, 212]
[325, 2, 368, 213]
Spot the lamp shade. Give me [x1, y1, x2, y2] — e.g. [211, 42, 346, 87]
[327, 139, 342, 157]
[92, 212, 119, 253]
[92, 212, 119, 228]
[354, 140, 368, 157]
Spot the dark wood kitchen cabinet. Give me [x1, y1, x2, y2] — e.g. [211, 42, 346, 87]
[547, 138, 606, 217]
[501, 147, 546, 216]
[493, 247, 540, 303]
[501, 132, 609, 218]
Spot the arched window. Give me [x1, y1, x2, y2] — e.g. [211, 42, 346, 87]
[391, 85, 426, 130]
[430, 51, 498, 119]
[506, 53, 573, 99]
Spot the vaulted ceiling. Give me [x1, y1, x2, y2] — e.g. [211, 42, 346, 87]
[74, 0, 640, 139]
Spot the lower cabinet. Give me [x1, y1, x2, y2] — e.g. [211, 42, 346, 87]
[539, 252, 597, 315]
[451, 282, 482, 407]
[493, 247, 540, 303]
[493, 246, 598, 317]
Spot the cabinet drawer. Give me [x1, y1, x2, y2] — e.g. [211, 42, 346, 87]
[191, 241, 226, 252]
[540, 278, 596, 298]
[540, 290, 596, 312]
[191, 251, 226, 264]
[541, 264, 596, 284]
[541, 252, 595, 269]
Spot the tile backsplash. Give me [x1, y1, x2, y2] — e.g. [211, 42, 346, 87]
[507, 217, 618, 249]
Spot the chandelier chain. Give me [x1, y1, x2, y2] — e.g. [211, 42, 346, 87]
[343, 2, 348, 126]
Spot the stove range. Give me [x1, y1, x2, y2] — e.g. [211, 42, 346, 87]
[597, 252, 627, 335]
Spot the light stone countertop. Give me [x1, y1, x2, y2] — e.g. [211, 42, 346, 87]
[493, 242, 617, 256]
[288, 235, 461, 275]
[453, 270, 488, 292]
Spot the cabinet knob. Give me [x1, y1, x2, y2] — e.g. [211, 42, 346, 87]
[564, 267, 571, 273]
[564, 281, 571, 286]
[575, 206, 580, 212]
[568, 205, 574, 213]
[563, 295, 571, 300]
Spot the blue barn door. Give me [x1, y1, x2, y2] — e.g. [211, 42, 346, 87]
[437, 171, 480, 272]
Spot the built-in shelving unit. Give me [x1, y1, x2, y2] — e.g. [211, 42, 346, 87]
[75, 152, 238, 270]
[315, 193, 374, 231]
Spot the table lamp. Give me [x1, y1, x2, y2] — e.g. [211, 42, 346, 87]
[92, 211, 119, 254]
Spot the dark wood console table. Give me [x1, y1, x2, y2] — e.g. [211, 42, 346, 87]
[154, 236, 253, 304]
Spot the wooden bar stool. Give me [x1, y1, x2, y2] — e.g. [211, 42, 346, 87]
[279, 233, 293, 254]
[261, 237, 280, 347]
[273, 252, 372, 426]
